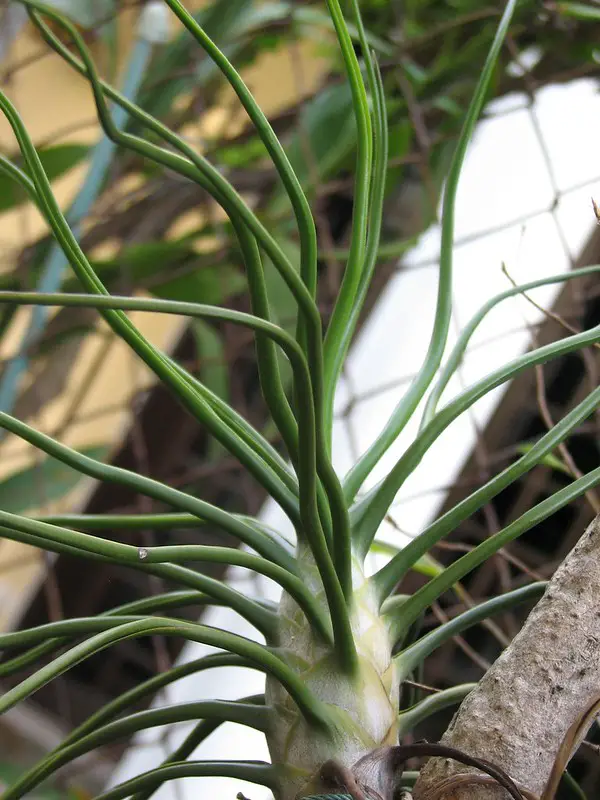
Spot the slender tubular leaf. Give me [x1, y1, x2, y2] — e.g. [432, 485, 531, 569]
[39, 697, 265, 800]
[315, 447, 353, 599]
[22, 3, 320, 444]
[370, 380, 600, 599]
[395, 466, 600, 638]
[130, 697, 267, 800]
[4, 616, 273, 652]
[0, 527, 278, 640]
[0, 515, 332, 644]
[58, 655, 256, 746]
[309, 0, 380, 591]
[95, 761, 277, 800]
[336, 58, 388, 497]
[1, 4, 303, 497]
[356, 56, 388, 323]
[38, 510, 284, 535]
[24, 4, 353, 591]
[160, 0, 318, 298]
[322, 0, 373, 442]
[394, 583, 546, 675]
[0, 592, 237, 678]
[36, 512, 295, 558]
[27, 23, 319, 470]
[358, 321, 600, 559]
[188, 373, 299, 495]
[108, 590, 256, 616]
[2, 699, 271, 800]
[0, 152, 37, 198]
[0, 92, 299, 520]
[421, 264, 600, 427]
[0, 618, 338, 734]
[0, 400, 295, 570]
[397, 684, 477, 737]
[36, 512, 295, 559]
[561, 772, 588, 800]
[321, 20, 389, 579]
[23, 3, 312, 321]
[134, 561, 282, 637]
[0, 640, 66, 679]
[0, 290, 356, 667]
[236, 224, 300, 466]
[343, 0, 519, 502]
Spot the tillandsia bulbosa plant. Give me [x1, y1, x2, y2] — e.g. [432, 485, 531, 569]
[1, 1, 600, 799]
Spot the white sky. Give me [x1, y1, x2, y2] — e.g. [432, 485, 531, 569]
[111, 77, 600, 799]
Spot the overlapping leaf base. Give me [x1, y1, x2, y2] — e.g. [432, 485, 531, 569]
[266, 547, 398, 800]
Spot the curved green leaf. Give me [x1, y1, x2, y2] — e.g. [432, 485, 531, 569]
[344, 0, 519, 502]
[397, 684, 477, 737]
[0, 511, 331, 644]
[96, 761, 277, 800]
[359, 321, 600, 560]
[0, 617, 337, 735]
[395, 466, 600, 637]
[394, 583, 546, 674]
[2, 699, 270, 800]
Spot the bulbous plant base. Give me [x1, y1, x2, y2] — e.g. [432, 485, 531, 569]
[265, 549, 399, 800]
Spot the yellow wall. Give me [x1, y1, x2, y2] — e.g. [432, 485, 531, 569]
[0, 4, 326, 628]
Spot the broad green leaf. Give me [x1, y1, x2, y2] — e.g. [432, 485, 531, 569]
[0, 446, 107, 513]
[292, 6, 393, 55]
[267, 82, 357, 216]
[151, 265, 245, 305]
[89, 240, 194, 281]
[432, 95, 464, 117]
[0, 144, 89, 214]
[216, 135, 269, 169]
[263, 234, 301, 334]
[87, 241, 245, 305]
[384, 119, 413, 198]
[402, 59, 429, 86]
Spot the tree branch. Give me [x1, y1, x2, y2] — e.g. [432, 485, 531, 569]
[413, 513, 600, 799]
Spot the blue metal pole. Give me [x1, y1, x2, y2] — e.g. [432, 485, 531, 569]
[0, 1, 169, 414]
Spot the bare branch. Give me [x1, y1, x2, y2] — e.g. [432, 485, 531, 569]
[414, 514, 600, 799]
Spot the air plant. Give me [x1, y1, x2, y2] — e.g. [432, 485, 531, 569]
[0, 1, 599, 799]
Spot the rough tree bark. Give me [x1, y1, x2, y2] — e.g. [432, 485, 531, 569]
[413, 513, 600, 799]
